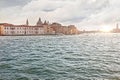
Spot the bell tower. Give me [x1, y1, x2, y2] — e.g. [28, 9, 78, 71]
[116, 23, 119, 29]
[26, 19, 29, 26]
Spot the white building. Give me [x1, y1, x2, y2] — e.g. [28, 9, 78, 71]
[0, 18, 45, 36]
[0, 24, 45, 36]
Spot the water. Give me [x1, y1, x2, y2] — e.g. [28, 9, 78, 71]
[0, 33, 120, 80]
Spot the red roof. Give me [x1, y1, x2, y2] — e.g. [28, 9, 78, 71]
[0, 23, 14, 26]
[0, 23, 44, 27]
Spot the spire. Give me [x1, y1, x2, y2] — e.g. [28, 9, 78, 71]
[44, 20, 47, 25]
[36, 17, 42, 26]
[26, 19, 29, 26]
[47, 21, 49, 24]
[116, 23, 119, 29]
[39, 17, 41, 22]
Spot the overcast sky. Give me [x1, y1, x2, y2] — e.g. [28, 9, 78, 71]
[0, 0, 120, 30]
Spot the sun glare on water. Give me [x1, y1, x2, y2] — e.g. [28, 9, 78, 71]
[100, 26, 112, 32]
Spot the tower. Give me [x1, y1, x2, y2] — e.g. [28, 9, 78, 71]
[36, 17, 42, 26]
[116, 23, 119, 29]
[44, 20, 48, 25]
[26, 19, 29, 26]
[47, 21, 49, 24]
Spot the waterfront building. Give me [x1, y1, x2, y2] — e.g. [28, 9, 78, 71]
[0, 18, 79, 36]
[0, 23, 44, 36]
[68, 25, 79, 34]
[50, 23, 62, 34]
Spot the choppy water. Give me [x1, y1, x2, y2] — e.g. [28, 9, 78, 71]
[0, 33, 120, 80]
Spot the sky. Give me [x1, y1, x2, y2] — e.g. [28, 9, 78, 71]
[0, 0, 120, 30]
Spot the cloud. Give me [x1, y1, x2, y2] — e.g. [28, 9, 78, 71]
[0, 0, 120, 30]
[0, 0, 31, 8]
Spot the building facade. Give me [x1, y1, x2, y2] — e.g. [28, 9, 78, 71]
[0, 24, 44, 36]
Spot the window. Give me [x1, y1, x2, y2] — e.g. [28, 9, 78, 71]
[10, 27, 15, 30]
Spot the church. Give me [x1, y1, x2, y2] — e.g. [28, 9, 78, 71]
[0, 18, 55, 36]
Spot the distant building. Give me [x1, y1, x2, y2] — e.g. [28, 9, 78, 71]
[112, 23, 120, 33]
[50, 23, 62, 34]
[0, 18, 79, 36]
[68, 25, 79, 34]
[0, 23, 44, 36]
